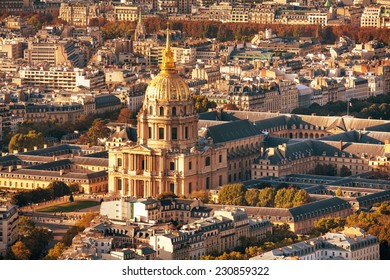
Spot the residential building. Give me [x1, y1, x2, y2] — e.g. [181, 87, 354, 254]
[0, 205, 18, 258]
[250, 227, 380, 260]
[59, 0, 100, 27]
[114, 5, 139, 21]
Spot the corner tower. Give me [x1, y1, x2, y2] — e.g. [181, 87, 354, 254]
[137, 25, 198, 151]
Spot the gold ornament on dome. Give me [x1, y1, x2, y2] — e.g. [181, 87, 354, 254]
[143, 23, 191, 102]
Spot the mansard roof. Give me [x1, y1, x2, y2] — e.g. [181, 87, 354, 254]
[207, 119, 261, 143]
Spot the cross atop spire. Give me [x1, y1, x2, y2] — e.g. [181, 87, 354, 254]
[161, 22, 175, 71]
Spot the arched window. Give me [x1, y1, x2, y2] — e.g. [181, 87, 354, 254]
[205, 156, 211, 166]
[172, 107, 176, 116]
[149, 106, 153, 115]
[159, 106, 164, 116]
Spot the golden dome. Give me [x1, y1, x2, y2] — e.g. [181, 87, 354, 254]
[144, 25, 190, 102]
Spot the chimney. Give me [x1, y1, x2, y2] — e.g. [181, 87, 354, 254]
[34, 146, 37, 150]
[23, 148, 27, 152]
[13, 150, 18, 154]
[339, 140, 343, 151]
[116, 126, 121, 132]
[44, 144, 47, 148]
[385, 140, 390, 154]
[8, 166, 13, 172]
[268, 147, 275, 156]
[60, 169, 64, 176]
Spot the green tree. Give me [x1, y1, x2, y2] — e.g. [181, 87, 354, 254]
[218, 184, 247, 205]
[311, 217, 346, 235]
[47, 181, 71, 199]
[340, 165, 352, 177]
[18, 217, 53, 259]
[45, 242, 66, 260]
[11, 241, 31, 260]
[245, 189, 259, 206]
[193, 95, 217, 113]
[258, 187, 276, 207]
[8, 130, 45, 152]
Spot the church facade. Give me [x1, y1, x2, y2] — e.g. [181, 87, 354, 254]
[108, 28, 227, 197]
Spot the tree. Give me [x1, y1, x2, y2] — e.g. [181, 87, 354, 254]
[18, 217, 53, 259]
[45, 242, 66, 260]
[340, 165, 352, 177]
[47, 181, 71, 199]
[8, 130, 45, 152]
[258, 187, 276, 207]
[86, 119, 110, 145]
[245, 189, 259, 206]
[11, 241, 31, 260]
[157, 192, 178, 200]
[274, 188, 288, 208]
[218, 184, 247, 205]
[117, 108, 134, 123]
[292, 189, 311, 206]
[189, 190, 210, 203]
[69, 183, 81, 194]
[311, 218, 346, 235]
[193, 95, 217, 113]
[69, 194, 74, 203]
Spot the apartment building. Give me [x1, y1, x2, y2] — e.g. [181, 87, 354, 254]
[59, 0, 100, 27]
[0, 204, 18, 258]
[361, 6, 383, 28]
[24, 38, 83, 68]
[19, 67, 104, 91]
[251, 227, 379, 260]
[114, 5, 139, 21]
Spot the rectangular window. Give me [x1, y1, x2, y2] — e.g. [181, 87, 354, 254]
[170, 162, 175, 170]
[219, 175, 222, 186]
[148, 127, 152, 138]
[159, 127, 164, 139]
[189, 161, 192, 170]
[206, 177, 210, 189]
[189, 182, 192, 193]
[170, 183, 175, 193]
[172, 127, 177, 140]
[185, 126, 188, 139]
[219, 154, 222, 163]
[205, 156, 211, 166]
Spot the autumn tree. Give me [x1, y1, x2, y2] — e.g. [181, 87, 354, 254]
[218, 184, 247, 205]
[292, 189, 311, 206]
[335, 187, 343, 197]
[84, 119, 110, 145]
[157, 192, 178, 200]
[45, 242, 66, 260]
[8, 130, 45, 152]
[258, 187, 276, 207]
[245, 189, 259, 206]
[189, 190, 210, 203]
[117, 108, 134, 124]
[11, 241, 31, 260]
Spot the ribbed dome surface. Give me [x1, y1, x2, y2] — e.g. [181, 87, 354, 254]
[145, 70, 190, 101]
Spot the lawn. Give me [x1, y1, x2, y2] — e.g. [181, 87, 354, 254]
[36, 200, 100, 213]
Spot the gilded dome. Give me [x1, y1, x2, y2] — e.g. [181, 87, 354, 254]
[144, 25, 190, 102]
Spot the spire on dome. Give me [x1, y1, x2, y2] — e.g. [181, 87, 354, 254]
[161, 23, 175, 71]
